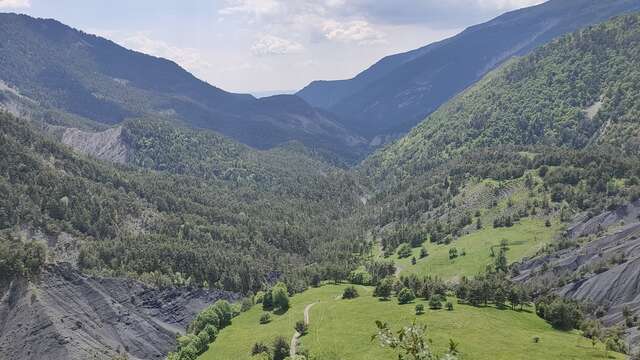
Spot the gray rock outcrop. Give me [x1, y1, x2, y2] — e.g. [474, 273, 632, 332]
[0, 264, 237, 360]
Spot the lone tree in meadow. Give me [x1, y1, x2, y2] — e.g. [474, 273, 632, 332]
[374, 277, 394, 300]
[295, 320, 308, 335]
[398, 288, 416, 305]
[272, 336, 290, 360]
[343, 285, 359, 299]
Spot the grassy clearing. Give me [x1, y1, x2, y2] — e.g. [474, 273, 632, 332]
[393, 218, 561, 280]
[200, 284, 621, 360]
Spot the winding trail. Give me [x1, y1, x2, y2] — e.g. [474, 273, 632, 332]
[395, 264, 404, 277]
[290, 302, 317, 357]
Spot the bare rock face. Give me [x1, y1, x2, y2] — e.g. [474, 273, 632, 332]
[61, 126, 128, 164]
[516, 200, 640, 348]
[0, 264, 237, 360]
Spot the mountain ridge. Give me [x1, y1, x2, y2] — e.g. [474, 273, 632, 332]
[0, 12, 366, 162]
[298, 0, 640, 140]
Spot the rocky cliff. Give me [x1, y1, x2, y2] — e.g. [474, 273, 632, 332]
[0, 264, 237, 360]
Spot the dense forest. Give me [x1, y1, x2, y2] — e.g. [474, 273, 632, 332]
[0, 113, 368, 293]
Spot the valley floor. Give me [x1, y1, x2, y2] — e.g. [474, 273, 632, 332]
[200, 284, 622, 360]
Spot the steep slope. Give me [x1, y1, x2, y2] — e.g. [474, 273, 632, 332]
[0, 264, 236, 360]
[363, 13, 640, 183]
[513, 200, 640, 349]
[357, 14, 640, 289]
[0, 112, 366, 296]
[0, 13, 365, 161]
[298, 0, 640, 140]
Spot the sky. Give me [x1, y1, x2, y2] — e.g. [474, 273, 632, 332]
[0, 0, 544, 94]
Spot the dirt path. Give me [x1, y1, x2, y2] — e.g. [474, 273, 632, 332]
[395, 264, 404, 277]
[290, 302, 317, 357]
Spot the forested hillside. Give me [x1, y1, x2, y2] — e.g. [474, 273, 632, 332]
[0, 113, 367, 294]
[0, 13, 366, 162]
[359, 13, 640, 255]
[298, 0, 640, 140]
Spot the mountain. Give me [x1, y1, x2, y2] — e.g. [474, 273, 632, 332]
[0, 13, 366, 162]
[0, 90, 367, 359]
[357, 13, 640, 346]
[363, 12, 640, 184]
[297, 0, 640, 140]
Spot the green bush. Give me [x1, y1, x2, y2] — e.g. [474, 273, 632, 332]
[397, 243, 413, 259]
[259, 312, 272, 324]
[348, 268, 372, 285]
[429, 295, 443, 310]
[295, 320, 308, 335]
[272, 282, 290, 311]
[398, 288, 416, 304]
[342, 286, 359, 299]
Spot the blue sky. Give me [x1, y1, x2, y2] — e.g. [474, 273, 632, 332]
[0, 0, 544, 93]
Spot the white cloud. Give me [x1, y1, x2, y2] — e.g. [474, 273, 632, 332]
[218, 0, 283, 20]
[478, 0, 545, 10]
[251, 34, 304, 56]
[322, 20, 385, 45]
[94, 30, 212, 79]
[0, 0, 30, 9]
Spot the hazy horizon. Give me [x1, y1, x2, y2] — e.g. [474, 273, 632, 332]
[0, 0, 544, 93]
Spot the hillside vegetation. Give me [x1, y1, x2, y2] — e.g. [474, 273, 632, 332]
[365, 14, 640, 177]
[0, 113, 367, 293]
[360, 15, 640, 261]
[297, 0, 640, 139]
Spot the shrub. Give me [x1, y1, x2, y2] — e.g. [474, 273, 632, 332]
[177, 334, 196, 351]
[203, 324, 218, 341]
[241, 297, 254, 312]
[272, 282, 290, 311]
[429, 295, 443, 310]
[254, 291, 265, 304]
[398, 288, 416, 305]
[342, 286, 359, 299]
[415, 303, 425, 315]
[262, 290, 273, 310]
[535, 297, 582, 331]
[259, 312, 272, 324]
[295, 320, 308, 335]
[189, 306, 220, 334]
[251, 342, 269, 355]
[397, 243, 413, 259]
[446, 301, 454, 311]
[193, 330, 210, 353]
[348, 268, 372, 285]
[374, 277, 394, 300]
[272, 336, 290, 360]
[419, 247, 428, 259]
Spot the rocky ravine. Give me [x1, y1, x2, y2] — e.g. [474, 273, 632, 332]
[0, 264, 237, 360]
[516, 200, 640, 349]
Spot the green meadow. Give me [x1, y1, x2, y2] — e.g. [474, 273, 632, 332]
[393, 218, 562, 280]
[200, 284, 622, 360]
